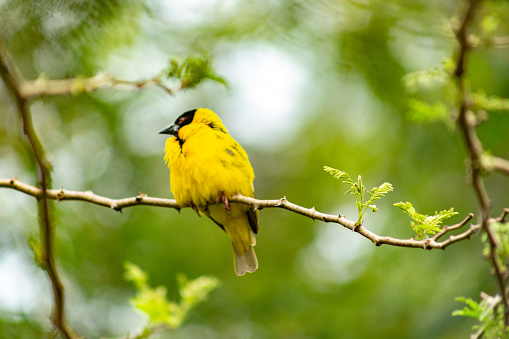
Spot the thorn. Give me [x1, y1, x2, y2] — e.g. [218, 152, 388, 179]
[136, 192, 147, 201]
[276, 197, 287, 206]
[423, 239, 432, 250]
[56, 186, 64, 202]
[310, 207, 316, 220]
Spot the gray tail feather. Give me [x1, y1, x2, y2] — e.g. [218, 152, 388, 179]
[233, 244, 258, 276]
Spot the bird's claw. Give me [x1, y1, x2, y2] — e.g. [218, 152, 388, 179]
[217, 192, 231, 218]
[189, 202, 201, 217]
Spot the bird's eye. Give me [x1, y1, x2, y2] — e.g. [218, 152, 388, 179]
[179, 117, 186, 124]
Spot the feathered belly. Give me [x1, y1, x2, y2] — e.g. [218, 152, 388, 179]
[166, 139, 252, 207]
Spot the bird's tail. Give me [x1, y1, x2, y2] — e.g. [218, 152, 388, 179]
[232, 230, 258, 276]
[206, 203, 258, 276]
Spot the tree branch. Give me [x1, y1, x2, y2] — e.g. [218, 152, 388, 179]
[0, 178, 480, 251]
[492, 156, 509, 176]
[20, 72, 176, 99]
[0, 39, 176, 100]
[0, 38, 79, 339]
[452, 0, 509, 326]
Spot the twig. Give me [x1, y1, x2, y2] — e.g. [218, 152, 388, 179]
[492, 156, 509, 176]
[433, 213, 475, 241]
[0, 39, 175, 101]
[452, 0, 509, 326]
[0, 178, 480, 251]
[469, 35, 509, 49]
[20, 72, 176, 99]
[498, 208, 509, 224]
[0, 39, 79, 339]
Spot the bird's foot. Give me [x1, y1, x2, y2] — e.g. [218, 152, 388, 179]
[217, 192, 231, 218]
[189, 202, 201, 217]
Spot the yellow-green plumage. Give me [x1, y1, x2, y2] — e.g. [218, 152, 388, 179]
[161, 108, 258, 276]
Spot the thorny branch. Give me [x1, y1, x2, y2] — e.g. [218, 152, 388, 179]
[452, 0, 509, 327]
[0, 44, 176, 100]
[0, 178, 481, 251]
[20, 71, 176, 99]
[0, 40, 78, 338]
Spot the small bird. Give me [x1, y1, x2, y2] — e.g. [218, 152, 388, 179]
[159, 108, 258, 276]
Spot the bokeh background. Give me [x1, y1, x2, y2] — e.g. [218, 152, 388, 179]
[1, 0, 509, 338]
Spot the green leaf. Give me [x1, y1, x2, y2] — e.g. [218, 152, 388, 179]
[323, 166, 351, 181]
[28, 236, 44, 268]
[453, 293, 507, 338]
[124, 261, 148, 290]
[402, 68, 449, 93]
[325, 166, 393, 225]
[393, 201, 417, 216]
[178, 273, 221, 305]
[452, 297, 480, 319]
[394, 202, 458, 239]
[472, 89, 509, 112]
[406, 99, 453, 127]
[370, 182, 394, 201]
[164, 54, 228, 89]
[481, 15, 500, 34]
[124, 263, 220, 334]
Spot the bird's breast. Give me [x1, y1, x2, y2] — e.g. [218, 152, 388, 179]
[164, 131, 254, 208]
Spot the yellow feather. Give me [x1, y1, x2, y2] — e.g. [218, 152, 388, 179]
[162, 108, 258, 276]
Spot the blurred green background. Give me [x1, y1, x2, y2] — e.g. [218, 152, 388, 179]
[1, 0, 509, 338]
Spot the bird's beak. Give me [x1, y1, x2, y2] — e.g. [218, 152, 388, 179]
[159, 124, 179, 136]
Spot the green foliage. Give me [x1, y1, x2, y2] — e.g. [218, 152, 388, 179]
[164, 55, 228, 90]
[28, 235, 43, 268]
[481, 15, 500, 34]
[124, 262, 220, 337]
[402, 68, 450, 93]
[406, 99, 453, 127]
[393, 202, 458, 239]
[453, 293, 508, 338]
[324, 166, 393, 225]
[472, 89, 509, 112]
[401, 60, 459, 126]
[482, 222, 509, 274]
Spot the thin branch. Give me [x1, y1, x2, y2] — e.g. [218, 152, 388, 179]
[496, 208, 509, 224]
[0, 178, 480, 251]
[452, 0, 509, 326]
[0, 39, 79, 339]
[0, 39, 175, 101]
[492, 156, 509, 176]
[433, 213, 475, 241]
[20, 72, 176, 99]
[0, 178, 180, 211]
[469, 35, 509, 49]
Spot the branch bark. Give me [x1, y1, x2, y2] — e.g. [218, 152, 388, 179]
[0, 39, 79, 339]
[0, 178, 480, 251]
[452, 0, 509, 326]
[20, 72, 176, 99]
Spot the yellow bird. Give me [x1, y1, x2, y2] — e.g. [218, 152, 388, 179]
[159, 108, 258, 276]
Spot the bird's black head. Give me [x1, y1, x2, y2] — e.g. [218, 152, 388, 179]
[159, 109, 197, 136]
